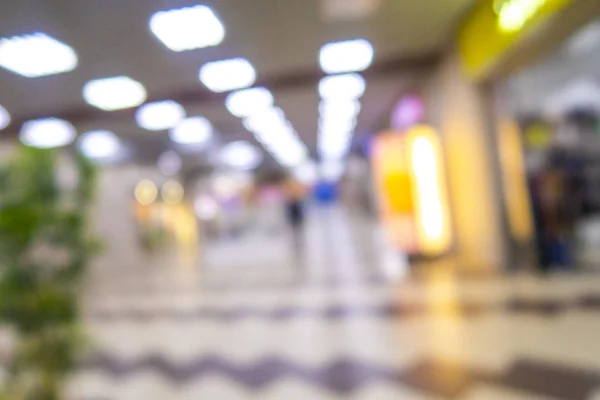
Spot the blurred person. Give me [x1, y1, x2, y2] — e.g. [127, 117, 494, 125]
[544, 119, 584, 268]
[282, 176, 308, 260]
[528, 121, 584, 272]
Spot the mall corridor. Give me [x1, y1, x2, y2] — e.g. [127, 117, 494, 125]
[66, 208, 600, 400]
[2, 0, 600, 399]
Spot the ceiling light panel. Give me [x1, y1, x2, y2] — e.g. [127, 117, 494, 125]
[320, 39, 374, 74]
[20, 118, 75, 148]
[318, 75, 366, 163]
[136, 100, 185, 131]
[0, 33, 78, 77]
[0, 105, 10, 130]
[83, 76, 147, 111]
[226, 87, 274, 117]
[79, 130, 121, 159]
[199, 58, 256, 93]
[319, 73, 366, 100]
[220, 141, 263, 170]
[170, 116, 212, 145]
[149, 5, 225, 52]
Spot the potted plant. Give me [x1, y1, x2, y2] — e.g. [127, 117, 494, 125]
[0, 146, 99, 399]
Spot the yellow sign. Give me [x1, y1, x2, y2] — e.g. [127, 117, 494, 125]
[372, 132, 417, 251]
[406, 126, 452, 256]
[459, 0, 574, 78]
[372, 127, 452, 256]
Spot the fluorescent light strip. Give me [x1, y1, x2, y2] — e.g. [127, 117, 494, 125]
[0, 33, 78, 77]
[317, 74, 366, 174]
[224, 86, 311, 169]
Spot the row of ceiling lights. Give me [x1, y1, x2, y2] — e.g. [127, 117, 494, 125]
[0, 5, 273, 168]
[318, 39, 372, 181]
[0, 4, 374, 178]
[226, 87, 310, 174]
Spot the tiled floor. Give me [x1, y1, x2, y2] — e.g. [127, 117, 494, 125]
[71, 207, 600, 399]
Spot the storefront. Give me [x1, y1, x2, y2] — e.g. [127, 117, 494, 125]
[459, 0, 600, 271]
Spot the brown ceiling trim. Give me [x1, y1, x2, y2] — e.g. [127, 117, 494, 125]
[3, 52, 441, 138]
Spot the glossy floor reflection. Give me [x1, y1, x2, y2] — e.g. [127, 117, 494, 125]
[73, 207, 600, 399]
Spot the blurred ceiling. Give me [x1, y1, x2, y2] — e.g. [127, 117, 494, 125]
[0, 0, 474, 170]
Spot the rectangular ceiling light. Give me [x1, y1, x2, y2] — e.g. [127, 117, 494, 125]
[200, 58, 256, 93]
[136, 100, 186, 131]
[149, 5, 225, 51]
[320, 39, 373, 74]
[0, 33, 78, 77]
[319, 73, 366, 100]
[169, 116, 212, 145]
[20, 118, 75, 148]
[226, 87, 274, 117]
[83, 76, 147, 111]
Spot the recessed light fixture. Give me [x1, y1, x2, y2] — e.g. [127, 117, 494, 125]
[225, 87, 273, 117]
[20, 118, 76, 148]
[0, 105, 10, 130]
[136, 100, 185, 131]
[149, 5, 225, 52]
[199, 58, 256, 93]
[83, 76, 147, 111]
[220, 141, 263, 170]
[319, 39, 373, 74]
[78, 130, 121, 159]
[170, 116, 212, 145]
[0, 33, 78, 77]
[319, 73, 366, 100]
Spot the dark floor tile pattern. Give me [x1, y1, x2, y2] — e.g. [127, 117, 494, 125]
[78, 354, 600, 399]
[494, 359, 600, 400]
[88, 294, 600, 322]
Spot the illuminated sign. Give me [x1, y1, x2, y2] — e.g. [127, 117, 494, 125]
[495, 0, 547, 32]
[371, 126, 452, 256]
[459, 0, 573, 78]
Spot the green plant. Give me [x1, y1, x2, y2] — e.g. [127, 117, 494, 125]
[0, 146, 99, 400]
